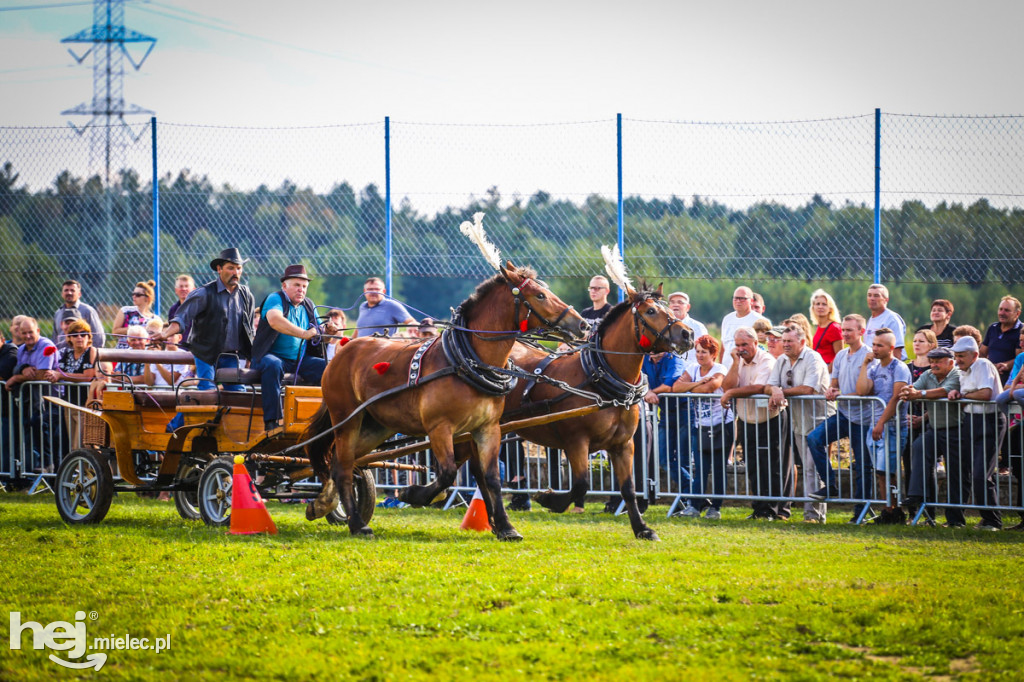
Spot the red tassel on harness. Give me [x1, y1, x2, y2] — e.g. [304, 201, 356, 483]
[373, 362, 391, 375]
[338, 336, 350, 347]
[519, 319, 529, 332]
[639, 335, 652, 349]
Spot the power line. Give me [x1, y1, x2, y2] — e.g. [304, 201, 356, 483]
[0, 1, 93, 11]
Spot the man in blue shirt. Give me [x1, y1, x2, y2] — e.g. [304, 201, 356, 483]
[354, 277, 416, 338]
[980, 295, 1023, 385]
[251, 265, 327, 431]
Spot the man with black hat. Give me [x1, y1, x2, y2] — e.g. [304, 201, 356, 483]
[251, 264, 326, 431]
[899, 346, 962, 524]
[154, 248, 255, 392]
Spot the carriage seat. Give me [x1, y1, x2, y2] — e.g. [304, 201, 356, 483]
[132, 389, 260, 410]
[214, 367, 296, 385]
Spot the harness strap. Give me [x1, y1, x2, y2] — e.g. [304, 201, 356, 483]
[522, 353, 560, 403]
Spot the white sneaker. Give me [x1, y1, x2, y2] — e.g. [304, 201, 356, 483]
[705, 508, 721, 520]
[678, 504, 701, 518]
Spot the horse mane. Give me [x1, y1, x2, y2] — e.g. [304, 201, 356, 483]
[595, 280, 661, 336]
[457, 265, 538, 321]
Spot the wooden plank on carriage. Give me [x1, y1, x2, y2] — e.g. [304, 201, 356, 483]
[353, 403, 603, 466]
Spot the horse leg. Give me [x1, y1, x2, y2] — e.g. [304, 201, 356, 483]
[398, 424, 459, 507]
[472, 423, 521, 541]
[611, 440, 659, 541]
[534, 443, 590, 513]
[305, 428, 349, 522]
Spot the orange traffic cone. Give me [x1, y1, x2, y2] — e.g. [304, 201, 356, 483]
[460, 488, 491, 532]
[229, 455, 278, 535]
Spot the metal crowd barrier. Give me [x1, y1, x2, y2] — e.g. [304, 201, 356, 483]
[652, 393, 893, 523]
[897, 398, 1023, 527]
[2, 380, 644, 508]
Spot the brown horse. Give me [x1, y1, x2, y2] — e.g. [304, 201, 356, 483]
[492, 283, 691, 540]
[303, 261, 589, 540]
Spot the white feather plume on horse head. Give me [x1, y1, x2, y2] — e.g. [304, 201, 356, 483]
[459, 212, 501, 271]
[601, 244, 634, 295]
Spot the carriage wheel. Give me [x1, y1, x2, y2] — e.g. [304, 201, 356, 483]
[197, 458, 234, 527]
[55, 449, 114, 525]
[326, 468, 377, 525]
[173, 463, 202, 521]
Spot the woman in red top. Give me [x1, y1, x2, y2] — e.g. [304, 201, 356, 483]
[809, 288, 842, 368]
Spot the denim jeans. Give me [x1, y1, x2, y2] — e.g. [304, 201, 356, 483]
[688, 420, 734, 511]
[658, 401, 692, 491]
[251, 353, 327, 424]
[806, 411, 870, 505]
[996, 387, 1024, 416]
[193, 354, 246, 392]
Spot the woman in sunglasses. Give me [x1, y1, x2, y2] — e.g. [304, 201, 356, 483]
[112, 280, 157, 349]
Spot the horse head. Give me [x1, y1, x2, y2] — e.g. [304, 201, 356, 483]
[500, 260, 590, 340]
[628, 282, 693, 355]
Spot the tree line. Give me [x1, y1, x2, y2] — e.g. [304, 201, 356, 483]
[1, 161, 1022, 339]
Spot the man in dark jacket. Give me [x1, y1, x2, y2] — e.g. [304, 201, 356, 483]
[155, 248, 255, 392]
[251, 264, 326, 431]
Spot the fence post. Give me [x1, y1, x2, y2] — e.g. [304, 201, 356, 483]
[385, 116, 393, 295]
[151, 116, 161, 314]
[873, 108, 881, 284]
[616, 113, 624, 303]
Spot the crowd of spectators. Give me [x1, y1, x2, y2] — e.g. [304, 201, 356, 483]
[604, 281, 1024, 530]
[2, 265, 1024, 530]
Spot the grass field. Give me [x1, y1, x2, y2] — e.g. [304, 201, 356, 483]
[2, 493, 1023, 681]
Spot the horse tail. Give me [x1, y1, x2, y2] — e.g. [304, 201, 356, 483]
[303, 401, 334, 479]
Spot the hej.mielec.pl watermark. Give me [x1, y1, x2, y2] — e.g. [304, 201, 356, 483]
[9, 610, 170, 671]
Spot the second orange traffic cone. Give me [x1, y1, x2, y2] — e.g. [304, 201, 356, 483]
[460, 488, 491, 532]
[229, 455, 278, 535]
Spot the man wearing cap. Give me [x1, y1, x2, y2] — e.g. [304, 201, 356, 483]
[767, 325, 833, 523]
[667, 292, 706, 364]
[53, 279, 106, 349]
[353, 277, 416, 338]
[900, 346, 962, 524]
[765, 325, 786, 359]
[55, 307, 83, 349]
[154, 248, 255, 392]
[945, 336, 1005, 530]
[251, 265, 326, 431]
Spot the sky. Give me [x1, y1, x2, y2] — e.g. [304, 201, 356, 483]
[1, 0, 1022, 206]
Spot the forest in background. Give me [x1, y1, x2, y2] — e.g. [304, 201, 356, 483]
[1, 161, 1022, 341]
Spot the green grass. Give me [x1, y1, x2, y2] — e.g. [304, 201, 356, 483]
[2, 493, 1023, 681]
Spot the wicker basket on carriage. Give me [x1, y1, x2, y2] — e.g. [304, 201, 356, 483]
[82, 399, 109, 448]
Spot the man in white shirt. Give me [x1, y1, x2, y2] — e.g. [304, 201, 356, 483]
[721, 286, 764, 369]
[864, 284, 907, 361]
[767, 325, 833, 523]
[946, 336, 1005, 530]
[721, 327, 781, 519]
[667, 291, 707, 364]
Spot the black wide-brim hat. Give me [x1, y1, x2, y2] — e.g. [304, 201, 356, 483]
[210, 247, 249, 270]
[280, 264, 311, 282]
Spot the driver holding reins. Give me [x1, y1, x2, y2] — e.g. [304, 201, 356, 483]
[250, 264, 327, 431]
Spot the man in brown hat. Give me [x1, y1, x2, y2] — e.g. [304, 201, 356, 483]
[251, 264, 326, 430]
[154, 247, 255, 392]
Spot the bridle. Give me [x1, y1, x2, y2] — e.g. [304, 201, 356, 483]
[510, 278, 574, 334]
[631, 296, 681, 352]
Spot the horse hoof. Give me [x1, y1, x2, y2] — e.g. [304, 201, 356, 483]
[636, 528, 660, 541]
[352, 526, 375, 538]
[305, 501, 320, 521]
[496, 528, 524, 542]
